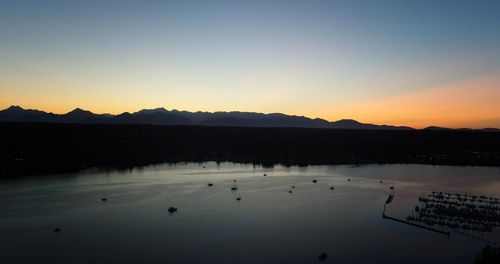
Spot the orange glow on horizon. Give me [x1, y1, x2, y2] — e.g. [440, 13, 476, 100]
[318, 74, 500, 129]
[1, 75, 500, 129]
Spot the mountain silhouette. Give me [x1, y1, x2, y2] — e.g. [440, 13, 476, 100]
[62, 108, 99, 123]
[328, 119, 413, 130]
[0, 105, 57, 123]
[110, 110, 192, 125]
[0, 105, 495, 131]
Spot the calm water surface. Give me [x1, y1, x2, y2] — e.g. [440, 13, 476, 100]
[2, 163, 500, 264]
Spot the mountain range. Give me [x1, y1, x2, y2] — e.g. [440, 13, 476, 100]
[0, 105, 498, 131]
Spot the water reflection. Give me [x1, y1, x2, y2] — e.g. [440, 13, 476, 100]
[1, 163, 500, 264]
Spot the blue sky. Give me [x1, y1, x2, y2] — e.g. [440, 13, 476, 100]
[1, 0, 500, 127]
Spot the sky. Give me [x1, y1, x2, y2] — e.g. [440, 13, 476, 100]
[1, 0, 500, 128]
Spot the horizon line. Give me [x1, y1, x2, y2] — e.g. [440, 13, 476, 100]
[2, 104, 500, 131]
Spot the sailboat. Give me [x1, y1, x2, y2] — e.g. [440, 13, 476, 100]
[53, 221, 61, 233]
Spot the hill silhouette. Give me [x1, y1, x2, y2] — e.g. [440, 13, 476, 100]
[0, 105, 481, 130]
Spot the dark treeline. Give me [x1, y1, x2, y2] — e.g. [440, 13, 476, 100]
[1, 123, 500, 177]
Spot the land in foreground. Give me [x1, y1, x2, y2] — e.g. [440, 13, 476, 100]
[1, 123, 499, 177]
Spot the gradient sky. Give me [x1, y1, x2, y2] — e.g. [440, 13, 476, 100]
[1, 0, 500, 128]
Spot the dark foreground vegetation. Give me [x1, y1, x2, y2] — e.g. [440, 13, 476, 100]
[1, 123, 500, 177]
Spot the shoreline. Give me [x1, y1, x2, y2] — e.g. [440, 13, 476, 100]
[2, 123, 500, 177]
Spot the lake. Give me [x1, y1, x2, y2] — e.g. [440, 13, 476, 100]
[1, 163, 500, 263]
